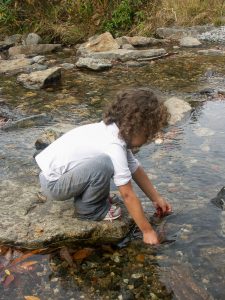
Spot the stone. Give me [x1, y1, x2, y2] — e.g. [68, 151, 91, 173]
[82, 48, 167, 62]
[4, 34, 22, 45]
[80, 32, 120, 53]
[60, 63, 75, 70]
[0, 57, 33, 74]
[194, 127, 215, 137]
[0, 178, 132, 248]
[156, 25, 214, 40]
[198, 49, 225, 56]
[17, 67, 61, 90]
[179, 37, 202, 47]
[164, 97, 192, 125]
[76, 57, 112, 71]
[120, 36, 168, 47]
[25, 33, 42, 45]
[9, 44, 62, 56]
[0, 41, 14, 51]
[122, 44, 135, 50]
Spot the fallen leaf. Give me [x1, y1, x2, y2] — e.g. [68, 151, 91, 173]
[24, 296, 41, 300]
[136, 254, 145, 262]
[3, 273, 14, 288]
[59, 247, 75, 267]
[73, 248, 94, 261]
[10, 249, 45, 267]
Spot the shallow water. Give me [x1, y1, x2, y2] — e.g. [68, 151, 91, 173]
[0, 49, 225, 299]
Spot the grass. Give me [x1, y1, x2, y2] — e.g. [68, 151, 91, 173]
[0, 0, 224, 43]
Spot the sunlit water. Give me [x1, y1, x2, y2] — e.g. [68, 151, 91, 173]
[0, 50, 225, 299]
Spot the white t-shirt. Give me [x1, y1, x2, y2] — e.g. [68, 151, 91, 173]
[35, 121, 140, 186]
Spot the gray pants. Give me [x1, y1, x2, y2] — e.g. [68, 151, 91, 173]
[39, 154, 114, 221]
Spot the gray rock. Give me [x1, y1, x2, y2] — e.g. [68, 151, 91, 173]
[25, 33, 42, 45]
[0, 178, 131, 248]
[122, 44, 135, 50]
[4, 34, 22, 45]
[82, 48, 167, 62]
[17, 67, 61, 89]
[156, 25, 214, 40]
[0, 57, 33, 74]
[76, 57, 112, 70]
[198, 26, 225, 43]
[9, 44, 62, 56]
[198, 49, 225, 56]
[60, 63, 75, 70]
[180, 37, 202, 47]
[31, 55, 46, 64]
[164, 97, 192, 125]
[0, 41, 14, 51]
[120, 36, 168, 46]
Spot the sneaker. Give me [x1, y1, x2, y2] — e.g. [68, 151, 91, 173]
[103, 204, 122, 221]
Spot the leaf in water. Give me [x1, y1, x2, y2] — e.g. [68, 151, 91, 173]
[59, 247, 75, 267]
[10, 261, 38, 273]
[4, 248, 13, 263]
[0, 246, 9, 255]
[3, 273, 14, 288]
[73, 248, 94, 261]
[10, 249, 45, 267]
[24, 296, 41, 300]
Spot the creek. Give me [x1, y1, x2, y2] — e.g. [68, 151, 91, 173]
[0, 49, 225, 299]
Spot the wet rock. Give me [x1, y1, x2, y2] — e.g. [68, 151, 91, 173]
[179, 37, 202, 47]
[122, 44, 135, 50]
[79, 32, 120, 53]
[0, 41, 14, 51]
[164, 97, 192, 125]
[194, 127, 215, 137]
[156, 25, 214, 40]
[9, 44, 62, 56]
[1, 113, 53, 131]
[0, 57, 33, 74]
[0, 178, 132, 248]
[81, 48, 167, 62]
[60, 63, 75, 70]
[24, 33, 42, 45]
[210, 187, 225, 210]
[17, 67, 61, 89]
[76, 57, 112, 71]
[198, 49, 225, 56]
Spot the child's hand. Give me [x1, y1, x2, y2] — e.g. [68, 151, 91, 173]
[143, 229, 160, 245]
[153, 196, 172, 217]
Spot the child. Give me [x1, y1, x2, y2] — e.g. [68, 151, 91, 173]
[35, 87, 172, 245]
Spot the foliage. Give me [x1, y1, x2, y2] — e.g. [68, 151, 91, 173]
[0, 0, 224, 43]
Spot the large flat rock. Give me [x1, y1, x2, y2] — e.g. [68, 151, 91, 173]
[0, 177, 132, 249]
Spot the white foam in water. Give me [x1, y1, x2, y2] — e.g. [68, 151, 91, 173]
[198, 26, 225, 43]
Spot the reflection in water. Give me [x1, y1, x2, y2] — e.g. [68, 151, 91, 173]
[0, 51, 225, 299]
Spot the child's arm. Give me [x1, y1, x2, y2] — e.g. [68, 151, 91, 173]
[118, 182, 160, 245]
[132, 166, 172, 214]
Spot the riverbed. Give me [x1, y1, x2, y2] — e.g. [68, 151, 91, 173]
[0, 48, 225, 299]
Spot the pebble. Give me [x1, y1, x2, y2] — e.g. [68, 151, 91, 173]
[154, 138, 163, 145]
[131, 273, 142, 279]
[128, 285, 134, 290]
[123, 279, 129, 284]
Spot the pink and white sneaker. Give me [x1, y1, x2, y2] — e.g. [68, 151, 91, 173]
[103, 204, 122, 221]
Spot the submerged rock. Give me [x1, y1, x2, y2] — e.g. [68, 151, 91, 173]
[1, 113, 53, 131]
[17, 67, 61, 89]
[164, 97, 192, 125]
[76, 57, 112, 70]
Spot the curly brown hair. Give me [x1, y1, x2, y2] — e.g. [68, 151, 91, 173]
[103, 88, 170, 145]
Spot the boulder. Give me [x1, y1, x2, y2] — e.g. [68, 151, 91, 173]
[156, 25, 214, 40]
[0, 177, 131, 248]
[80, 32, 120, 53]
[9, 44, 62, 56]
[17, 67, 61, 90]
[82, 48, 167, 62]
[164, 97, 192, 125]
[25, 33, 42, 45]
[76, 57, 112, 70]
[179, 37, 202, 47]
[4, 34, 22, 45]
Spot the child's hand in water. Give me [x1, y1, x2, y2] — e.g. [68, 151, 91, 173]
[143, 229, 160, 245]
[153, 196, 172, 217]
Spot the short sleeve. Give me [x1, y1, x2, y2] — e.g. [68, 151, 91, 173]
[127, 149, 140, 174]
[104, 144, 132, 187]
